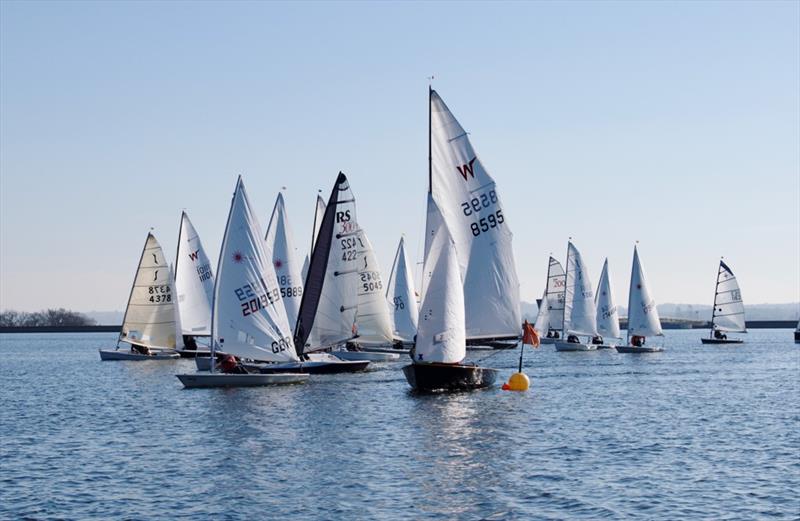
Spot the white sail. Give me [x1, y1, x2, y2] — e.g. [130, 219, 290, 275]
[563, 241, 598, 337]
[711, 260, 746, 333]
[119, 233, 179, 350]
[415, 200, 465, 364]
[213, 177, 298, 363]
[627, 245, 663, 337]
[532, 291, 550, 335]
[354, 228, 394, 344]
[169, 264, 185, 349]
[310, 194, 326, 256]
[301, 254, 310, 284]
[305, 174, 359, 350]
[174, 212, 214, 336]
[264, 193, 304, 330]
[428, 89, 521, 339]
[385, 237, 419, 343]
[546, 256, 566, 332]
[595, 258, 621, 339]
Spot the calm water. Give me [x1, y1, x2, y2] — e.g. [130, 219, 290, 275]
[1, 330, 798, 520]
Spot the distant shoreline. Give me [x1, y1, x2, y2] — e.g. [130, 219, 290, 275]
[0, 321, 796, 334]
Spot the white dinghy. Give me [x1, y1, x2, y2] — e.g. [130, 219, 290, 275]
[173, 211, 215, 358]
[539, 256, 566, 344]
[701, 259, 746, 344]
[100, 232, 180, 361]
[175, 177, 308, 388]
[616, 245, 664, 353]
[384, 236, 419, 351]
[555, 241, 599, 352]
[594, 259, 621, 349]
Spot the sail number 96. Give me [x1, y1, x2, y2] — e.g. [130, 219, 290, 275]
[469, 210, 504, 237]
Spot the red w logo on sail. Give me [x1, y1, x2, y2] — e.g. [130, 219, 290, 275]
[456, 157, 477, 181]
[189, 250, 199, 261]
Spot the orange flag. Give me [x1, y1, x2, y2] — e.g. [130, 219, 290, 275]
[522, 320, 540, 348]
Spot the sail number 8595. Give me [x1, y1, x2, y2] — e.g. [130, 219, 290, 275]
[469, 210, 504, 237]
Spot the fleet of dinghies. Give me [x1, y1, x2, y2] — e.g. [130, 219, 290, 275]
[101, 88, 765, 391]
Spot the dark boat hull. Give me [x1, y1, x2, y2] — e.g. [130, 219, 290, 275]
[258, 360, 370, 375]
[615, 345, 664, 353]
[700, 338, 744, 345]
[402, 363, 499, 392]
[793, 331, 799, 343]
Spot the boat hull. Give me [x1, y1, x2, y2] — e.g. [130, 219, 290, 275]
[176, 372, 308, 388]
[595, 344, 616, 350]
[176, 349, 212, 358]
[333, 351, 400, 362]
[554, 342, 597, 352]
[259, 359, 371, 374]
[402, 363, 499, 392]
[700, 338, 744, 345]
[795, 331, 800, 343]
[99, 349, 179, 361]
[615, 345, 664, 353]
[540, 337, 559, 345]
[361, 346, 410, 355]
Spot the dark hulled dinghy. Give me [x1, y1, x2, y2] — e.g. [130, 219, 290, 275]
[616, 245, 665, 354]
[700, 259, 746, 345]
[273, 172, 371, 375]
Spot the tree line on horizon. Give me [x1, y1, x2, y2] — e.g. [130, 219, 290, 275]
[0, 309, 97, 327]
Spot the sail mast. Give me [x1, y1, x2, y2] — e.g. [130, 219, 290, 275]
[210, 180, 240, 373]
[173, 213, 185, 290]
[428, 85, 432, 194]
[710, 258, 722, 338]
[562, 240, 571, 335]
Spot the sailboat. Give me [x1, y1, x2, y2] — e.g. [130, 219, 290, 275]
[100, 232, 180, 360]
[176, 177, 308, 388]
[403, 87, 516, 391]
[555, 241, 599, 351]
[424, 87, 521, 350]
[173, 211, 215, 358]
[539, 256, 566, 344]
[532, 291, 550, 338]
[273, 172, 371, 374]
[264, 192, 305, 331]
[385, 236, 419, 348]
[701, 259, 746, 344]
[333, 227, 400, 362]
[594, 258, 621, 349]
[402, 198, 498, 391]
[616, 244, 664, 353]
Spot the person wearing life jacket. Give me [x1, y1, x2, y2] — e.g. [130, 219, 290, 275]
[591, 335, 603, 345]
[631, 335, 644, 347]
[219, 354, 248, 374]
[132, 343, 151, 356]
[714, 330, 727, 340]
[567, 334, 580, 344]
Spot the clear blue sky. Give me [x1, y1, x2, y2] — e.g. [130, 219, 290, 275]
[1, 0, 798, 312]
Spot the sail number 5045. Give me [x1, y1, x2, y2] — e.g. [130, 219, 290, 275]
[470, 210, 504, 237]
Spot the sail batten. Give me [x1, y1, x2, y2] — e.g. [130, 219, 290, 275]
[212, 177, 298, 363]
[711, 260, 746, 333]
[428, 89, 520, 339]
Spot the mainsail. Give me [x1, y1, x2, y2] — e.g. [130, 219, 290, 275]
[563, 241, 598, 337]
[119, 233, 179, 350]
[428, 89, 521, 339]
[294, 172, 359, 353]
[532, 291, 550, 335]
[265, 193, 305, 330]
[354, 228, 394, 344]
[310, 194, 326, 256]
[385, 237, 419, 343]
[545, 256, 566, 332]
[711, 260, 746, 333]
[212, 177, 298, 363]
[174, 211, 214, 336]
[627, 245, 663, 338]
[595, 258, 621, 339]
[415, 198, 466, 364]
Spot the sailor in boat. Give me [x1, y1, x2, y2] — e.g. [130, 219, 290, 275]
[219, 354, 250, 374]
[591, 335, 603, 345]
[566, 334, 580, 344]
[132, 343, 151, 356]
[182, 335, 198, 351]
[713, 330, 728, 340]
[631, 335, 645, 347]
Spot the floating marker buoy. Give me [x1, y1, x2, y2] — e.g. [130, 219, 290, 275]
[504, 372, 530, 391]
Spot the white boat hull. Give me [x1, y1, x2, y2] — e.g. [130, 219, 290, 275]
[554, 342, 597, 352]
[99, 349, 179, 361]
[333, 351, 400, 362]
[176, 372, 308, 388]
[540, 337, 559, 345]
